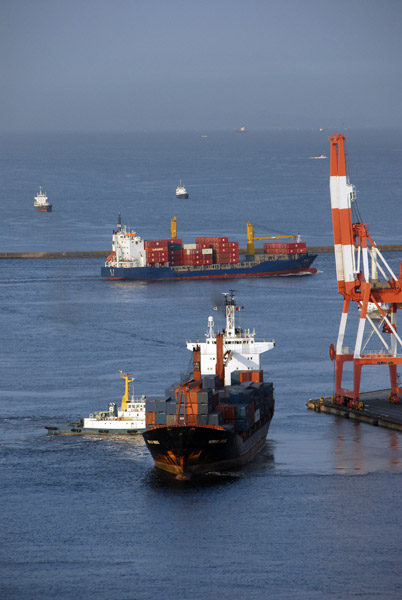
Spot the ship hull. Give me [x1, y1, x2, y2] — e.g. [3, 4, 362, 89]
[176, 193, 189, 199]
[45, 425, 145, 435]
[143, 414, 272, 479]
[102, 254, 317, 281]
[34, 205, 52, 212]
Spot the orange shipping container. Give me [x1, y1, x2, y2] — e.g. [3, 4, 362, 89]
[239, 370, 263, 383]
[146, 412, 157, 426]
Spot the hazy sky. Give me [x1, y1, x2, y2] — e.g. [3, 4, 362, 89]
[1, 0, 401, 132]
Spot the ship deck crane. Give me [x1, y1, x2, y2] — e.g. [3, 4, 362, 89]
[170, 216, 177, 239]
[246, 221, 299, 255]
[328, 132, 402, 408]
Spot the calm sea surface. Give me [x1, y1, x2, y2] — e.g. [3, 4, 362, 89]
[1, 131, 402, 599]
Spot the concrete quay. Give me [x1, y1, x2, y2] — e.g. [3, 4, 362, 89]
[307, 389, 402, 432]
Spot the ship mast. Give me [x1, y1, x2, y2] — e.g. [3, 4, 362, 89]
[223, 290, 236, 337]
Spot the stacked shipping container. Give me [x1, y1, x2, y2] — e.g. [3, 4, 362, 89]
[196, 237, 239, 264]
[264, 242, 306, 255]
[145, 371, 274, 433]
[145, 239, 183, 265]
[145, 236, 240, 267]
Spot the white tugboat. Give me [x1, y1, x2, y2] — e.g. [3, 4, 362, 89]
[45, 372, 146, 435]
[34, 187, 52, 212]
[176, 180, 189, 199]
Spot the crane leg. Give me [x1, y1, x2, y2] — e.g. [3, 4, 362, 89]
[389, 364, 401, 404]
[351, 361, 363, 409]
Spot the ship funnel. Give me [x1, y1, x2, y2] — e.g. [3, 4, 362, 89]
[193, 346, 201, 382]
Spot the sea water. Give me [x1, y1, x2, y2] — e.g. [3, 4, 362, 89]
[0, 130, 402, 599]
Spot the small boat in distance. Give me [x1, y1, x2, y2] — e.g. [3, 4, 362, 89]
[34, 187, 52, 212]
[45, 372, 146, 435]
[310, 154, 327, 159]
[176, 180, 189, 199]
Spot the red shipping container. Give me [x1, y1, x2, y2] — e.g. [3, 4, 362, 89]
[146, 246, 169, 253]
[195, 236, 229, 243]
[147, 255, 168, 264]
[144, 239, 182, 248]
[147, 250, 169, 257]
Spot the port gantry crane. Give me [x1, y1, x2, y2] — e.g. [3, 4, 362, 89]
[329, 132, 402, 408]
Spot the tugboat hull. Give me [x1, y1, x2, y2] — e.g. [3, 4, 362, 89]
[45, 425, 143, 435]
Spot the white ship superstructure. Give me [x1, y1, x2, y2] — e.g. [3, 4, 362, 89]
[106, 215, 146, 268]
[34, 187, 52, 211]
[187, 291, 275, 385]
[176, 181, 189, 199]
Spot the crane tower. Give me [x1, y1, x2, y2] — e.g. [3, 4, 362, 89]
[329, 132, 402, 408]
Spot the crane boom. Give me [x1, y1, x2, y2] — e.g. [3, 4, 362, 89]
[246, 221, 298, 255]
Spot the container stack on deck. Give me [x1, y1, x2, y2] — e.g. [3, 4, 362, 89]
[145, 371, 274, 434]
[144, 239, 183, 265]
[145, 236, 240, 267]
[264, 242, 306, 255]
[144, 237, 306, 267]
[196, 237, 239, 264]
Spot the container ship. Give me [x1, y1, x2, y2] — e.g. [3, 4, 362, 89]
[101, 217, 317, 281]
[45, 372, 146, 435]
[143, 291, 275, 479]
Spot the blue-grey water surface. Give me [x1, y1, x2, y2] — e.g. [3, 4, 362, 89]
[1, 130, 402, 599]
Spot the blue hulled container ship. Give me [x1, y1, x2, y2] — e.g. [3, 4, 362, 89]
[101, 217, 317, 281]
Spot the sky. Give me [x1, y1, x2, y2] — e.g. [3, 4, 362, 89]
[1, 0, 401, 132]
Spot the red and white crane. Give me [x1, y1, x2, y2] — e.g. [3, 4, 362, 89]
[328, 132, 402, 408]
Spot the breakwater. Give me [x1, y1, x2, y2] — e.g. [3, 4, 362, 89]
[0, 245, 401, 259]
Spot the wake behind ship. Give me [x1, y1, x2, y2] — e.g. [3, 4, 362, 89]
[143, 291, 275, 479]
[101, 217, 317, 281]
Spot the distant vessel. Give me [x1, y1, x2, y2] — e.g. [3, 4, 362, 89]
[310, 155, 327, 159]
[143, 291, 275, 479]
[45, 373, 146, 435]
[34, 187, 52, 212]
[176, 181, 189, 199]
[234, 126, 247, 133]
